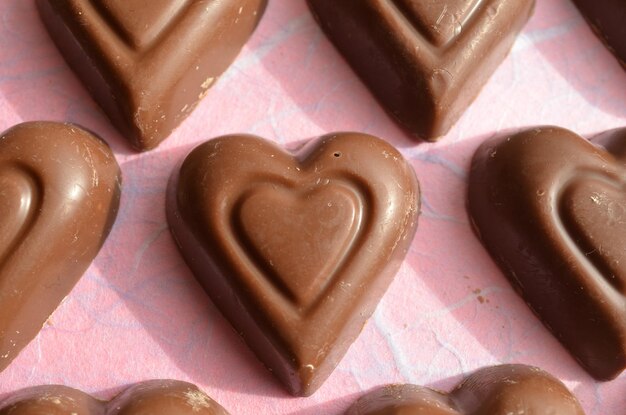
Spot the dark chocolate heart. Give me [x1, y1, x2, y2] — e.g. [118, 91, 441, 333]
[0, 380, 230, 415]
[346, 365, 584, 415]
[468, 126, 626, 380]
[0, 122, 121, 374]
[167, 132, 420, 396]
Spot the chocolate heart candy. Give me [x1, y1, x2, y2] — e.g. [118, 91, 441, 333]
[0, 380, 230, 414]
[167, 133, 420, 396]
[346, 364, 584, 415]
[0, 121, 121, 373]
[307, 0, 535, 140]
[37, 0, 267, 150]
[468, 126, 626, 380]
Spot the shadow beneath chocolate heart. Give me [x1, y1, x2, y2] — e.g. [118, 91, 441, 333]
[0, 0, 134, 155]
[528, 0, 626, 117]
[88, 143, 289, 398]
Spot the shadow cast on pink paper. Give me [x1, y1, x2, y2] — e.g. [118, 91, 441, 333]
[0, 1, 134, 155]
[87, 143, 289, 398]
[527, 0, 626, 118]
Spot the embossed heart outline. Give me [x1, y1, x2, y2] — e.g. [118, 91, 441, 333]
[389, 0, 483, 47]
[89, 0, 192, 50]
[167, 132, 420, 396]
[232, 181, 367, 309]
[468, 126, 626, 380]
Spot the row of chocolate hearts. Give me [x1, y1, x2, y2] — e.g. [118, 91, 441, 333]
[35, 0, 532, 150]
[0, 122, 420, 398]
[1, 121, 625, 399]
[0, 365, 584, 414]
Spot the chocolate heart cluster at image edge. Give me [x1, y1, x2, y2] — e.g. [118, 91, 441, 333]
[346, 365, 584, 415]
[0, 380, 230, 415]
[468, 126, 626, 380]
[0, 365, 585, 415]
[0, 122, 121, 374]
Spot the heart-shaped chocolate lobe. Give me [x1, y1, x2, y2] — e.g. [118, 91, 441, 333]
[167, 132, 420, 396]
[37, 0, 267, 150]
[468, 126, 626, 380]
[346, 364, 584, 415]
[0, 380, 230, 415]
[0, 122, 121, 374]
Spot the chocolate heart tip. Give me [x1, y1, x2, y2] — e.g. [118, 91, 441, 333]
[347, 364, 584, 415]
[167, 132, 420, 396]
[468, 126, 626, 381]
[0, 121, 121, 375]
[0, 380, 230, 415]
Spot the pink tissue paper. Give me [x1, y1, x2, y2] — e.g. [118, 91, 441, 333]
[0, 0, 625, 413]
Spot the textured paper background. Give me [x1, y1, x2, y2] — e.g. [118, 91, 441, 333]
[0, 0, 625, 413]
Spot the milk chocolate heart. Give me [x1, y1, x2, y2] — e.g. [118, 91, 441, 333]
[0, 121, 121, 374]
[37, 0, 267, 150]
[307, 0, 535, 140]
[0, 380, 230, 414]
[468, 126, 626, 380]
[167, 133, 420, 396]
[346, 364, 584, 415]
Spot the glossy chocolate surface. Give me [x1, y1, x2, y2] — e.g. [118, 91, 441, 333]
[307, 0, 535, 141]
[346, 365, 584, 415]
[0, 121, 120, 374]
[0, 380, 230, 415]
[468, 126, 626, 380]
[167, 133, 420, 396]
[37, 0, 267, 151]
[573, 0, 626, 68]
